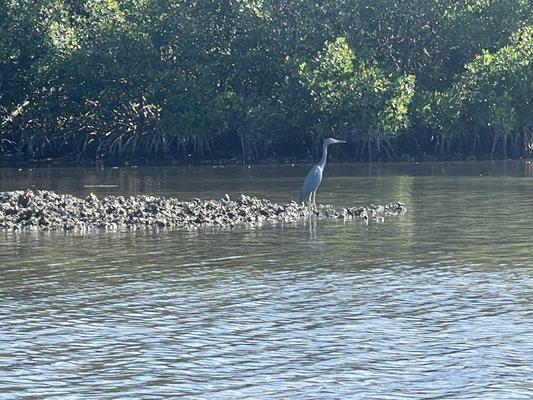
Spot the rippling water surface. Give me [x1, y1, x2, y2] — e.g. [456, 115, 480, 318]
[1, 161, 532, 399]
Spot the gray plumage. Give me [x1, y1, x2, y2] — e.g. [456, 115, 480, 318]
[299, 138, 346, 207]
[299, 165, 323, 202]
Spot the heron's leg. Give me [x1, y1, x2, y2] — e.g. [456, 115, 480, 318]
[312, 190, 317, 212]
[306, 193, 312, 213]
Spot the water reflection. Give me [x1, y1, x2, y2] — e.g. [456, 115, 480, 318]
[1, 160, 532, 201]
[0, 161, 532, 399]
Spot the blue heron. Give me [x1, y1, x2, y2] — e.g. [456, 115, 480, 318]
[299, 138, 346, 209]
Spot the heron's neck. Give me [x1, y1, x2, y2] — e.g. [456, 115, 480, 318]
[318, 142, 329, 170]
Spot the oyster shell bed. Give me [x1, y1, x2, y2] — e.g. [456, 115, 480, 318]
[0, 190, 407, 231]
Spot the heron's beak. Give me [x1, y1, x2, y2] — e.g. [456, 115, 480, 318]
[335, 140, 346, 144]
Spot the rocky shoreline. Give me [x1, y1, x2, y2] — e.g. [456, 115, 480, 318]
[0, 190, 407, 231]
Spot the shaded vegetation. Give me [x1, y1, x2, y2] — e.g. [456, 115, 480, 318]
[0, 0, 531, 164]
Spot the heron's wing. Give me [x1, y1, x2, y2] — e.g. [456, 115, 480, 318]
[299, 166, 322, 202]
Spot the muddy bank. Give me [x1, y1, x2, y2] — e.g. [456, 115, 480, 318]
[0, 190, 406, 231]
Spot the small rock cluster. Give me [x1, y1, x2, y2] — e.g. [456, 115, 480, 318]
[0, 190, 406, 231]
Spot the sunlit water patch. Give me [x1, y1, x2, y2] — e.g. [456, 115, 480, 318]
[0, 161, 532, 398]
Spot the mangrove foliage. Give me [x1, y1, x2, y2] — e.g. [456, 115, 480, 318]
[0, 0, 531, 163]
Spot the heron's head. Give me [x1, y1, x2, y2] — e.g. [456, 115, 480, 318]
[324, 137, 346, 146]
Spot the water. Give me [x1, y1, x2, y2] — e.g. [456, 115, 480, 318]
[0, 161, 532, 399]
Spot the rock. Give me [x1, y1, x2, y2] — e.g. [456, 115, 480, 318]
[0, 190, 406, 232]
[85, 193, 99, 204]
[17, 193, 31, 207]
